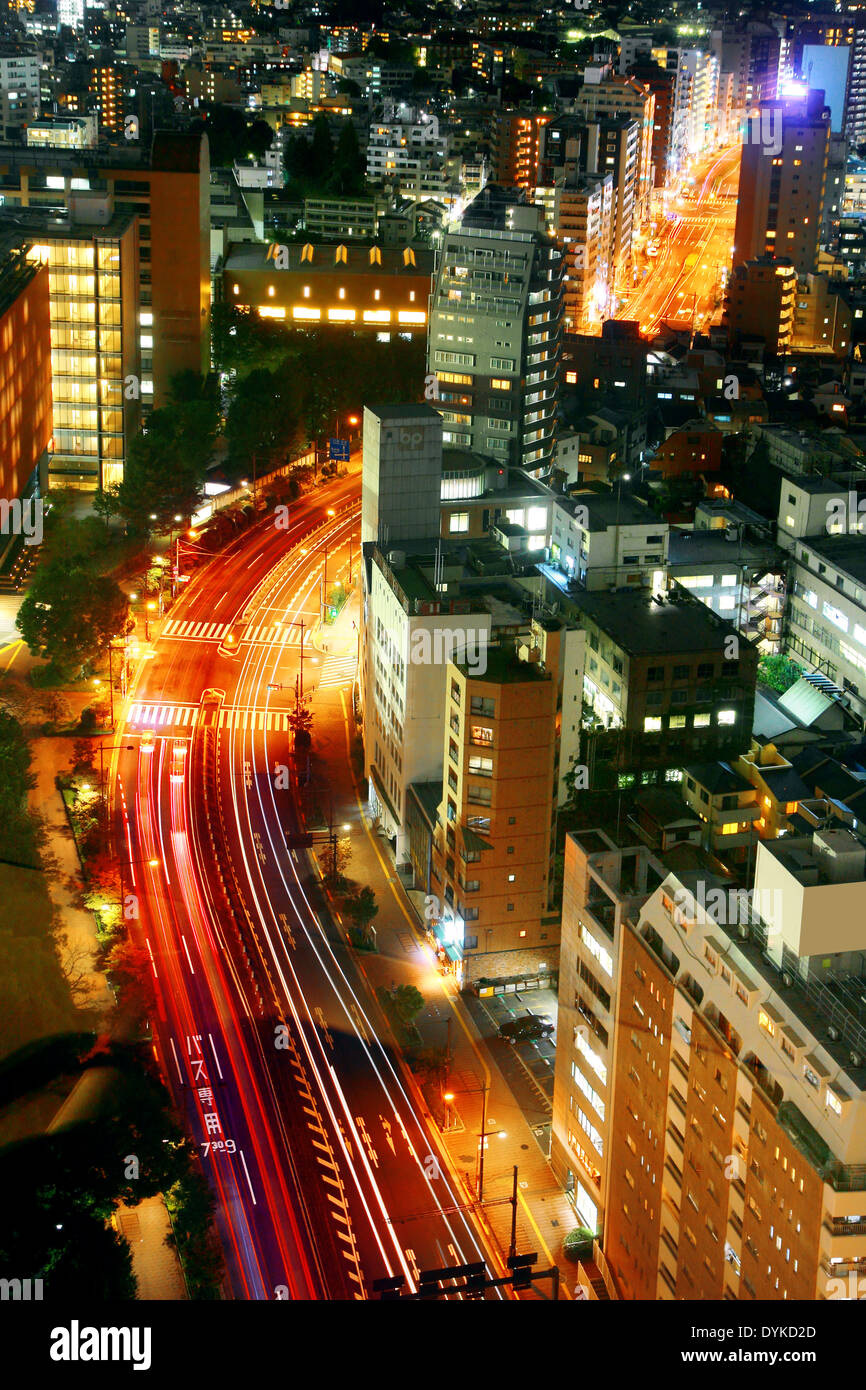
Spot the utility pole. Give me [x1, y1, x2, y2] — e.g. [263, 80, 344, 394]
[299, 618, 305, 698]
[509, 1165, 519, 1262]
[476, 1081, 490, 1202]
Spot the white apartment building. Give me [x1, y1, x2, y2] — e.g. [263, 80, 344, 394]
[550, 492, 669, 589]
[427, 189, 563, 475]
[777, 475, 866, 723]
[364, 550, 494, 856]
[366, 104, 452, 202]
[0, 47, 39, 132]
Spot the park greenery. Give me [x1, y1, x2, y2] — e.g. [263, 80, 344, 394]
[283, 114, 366, 199]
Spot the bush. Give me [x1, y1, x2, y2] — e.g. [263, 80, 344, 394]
[78, 707, 97, 733]
[562, 1227, 595, 1262]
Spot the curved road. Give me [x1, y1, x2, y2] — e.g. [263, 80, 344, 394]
[112, 473, 504, 1301]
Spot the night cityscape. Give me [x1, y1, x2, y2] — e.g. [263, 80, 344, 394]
[0, 0, 865, 1362]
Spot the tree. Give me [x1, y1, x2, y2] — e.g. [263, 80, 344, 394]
[392, 984, 425, 1027]
[322, 834, 351, 884]
[758, 653, 802, 694]
[225, 366, 306, 475]
[103, 938, 156, 1022]
[113, 404, 215, 534]
[345, 885, 378, 943]
[17, 565, 130, 677]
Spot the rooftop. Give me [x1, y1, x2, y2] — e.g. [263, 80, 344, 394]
[224, 240, 434, 275]
[567, 588, 748, 659]
[803, 533, 866, 586]
[458, 641, 550, 684]
[565, 492, 659, 531]
[682, 761, 754, 796]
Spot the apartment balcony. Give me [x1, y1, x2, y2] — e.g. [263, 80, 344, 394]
[743, 1053, 784, 1107]
[664, 1155, 683, 1188]
[669, 1084, 688, 1116]
[659, 1262, 678, 1297]
[824, 1226, 866, 1260]
[667, 1120, 685, 1151]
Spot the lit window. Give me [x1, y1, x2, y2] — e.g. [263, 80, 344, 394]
[644, 716, 662, 733]
[338, 287, 346, 299]
[826, 1089, 842, 1117]
[302, 285, 310, 298]
[694, 713, 711, 727]
[717, 710, 736, 725]
[758, 1010, 776, 1038]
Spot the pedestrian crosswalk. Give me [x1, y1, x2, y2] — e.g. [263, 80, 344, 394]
[162, 619, 230, 641]
[317, 653, 358, 690]
[127, 703, 295, 733]
[162, 617, 311, 646]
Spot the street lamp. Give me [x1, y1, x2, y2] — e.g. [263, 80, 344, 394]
[145, 601, 156, 641]
[443, 1080, 505, 1201]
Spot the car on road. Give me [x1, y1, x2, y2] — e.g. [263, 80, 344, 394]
[170, 739, 187, 781]
[499, 1013, 555, 1043]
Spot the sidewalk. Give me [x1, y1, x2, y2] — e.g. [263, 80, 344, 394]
[27, 736, 115, 1017]
[113, 1197, 188, 1300]
[302, 590, 578, 1299]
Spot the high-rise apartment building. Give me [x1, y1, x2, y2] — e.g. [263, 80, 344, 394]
[428, 641, 561, 988]
[565, 586, 759, 785]
[0, 45, 39, 137]
[566, 72, 654, 232]
[732, 90, 830, 275]
[427, 185, 563, 475]
[552, 172, 614, 332]
[0, 134, 211, 406]
[89, 65, 126, 136]
[711, 23, 781, 108]
[10, 204, 141, 489]
[551, 829, 664, 1240]
[626, 61, 674, 187]
[0, 245, 52, 503]
[491, 110, 553, 190]
[366, 103, 451, 203]
[600, 827, 866, 1301]
[723, 256, 796, 352]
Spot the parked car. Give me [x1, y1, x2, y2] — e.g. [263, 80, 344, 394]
[499, 1013, 555, 1043]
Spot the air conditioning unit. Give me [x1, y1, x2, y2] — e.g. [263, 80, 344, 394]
[737, 924, 749, 940]
[828, 1025, 841, 1041]
[781, 972, 793, 988]
[850, 1051, 863, 1069]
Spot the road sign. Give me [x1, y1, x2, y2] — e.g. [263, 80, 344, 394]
[329, 438, 350, 461]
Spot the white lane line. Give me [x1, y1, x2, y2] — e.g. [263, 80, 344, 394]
[169, 1037, 183, 1085]
[181, 935, 196, 974]
[208, 1033, 224, 1080]
[238, 1148, 257, 1205]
